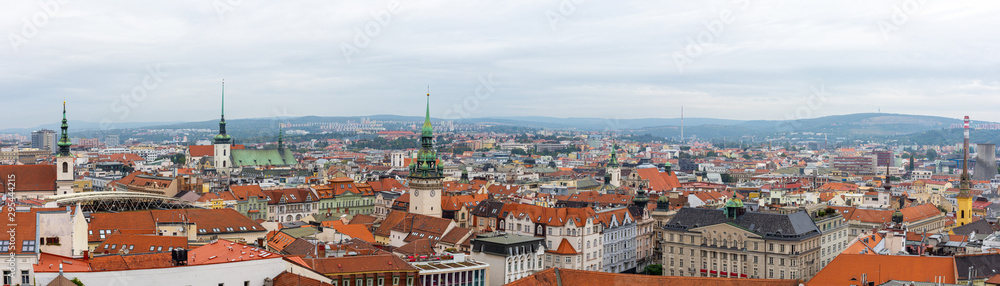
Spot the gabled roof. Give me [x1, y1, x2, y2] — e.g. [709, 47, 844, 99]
[547, 239, 578, 255]
[439, 227, 473, 246]
[374, 210, 409, 238]
[633, 168, 681, 191]
[0, 165, 57, 191]
[955, 253, 1000, 280]
[952, 219, 994, 236]
[501, 203, 597, 227]
[301, 254, 418, 275]
[329, 224, 376, 244]
[394, 238, 436, 256]
[272, 271, 333, 286]
[264, 188, 317, 205]
[188, 144, 245, 157]
[809, 254, 956, 285]
[94, 234, 188, 255]
[231, 184, 266, 201]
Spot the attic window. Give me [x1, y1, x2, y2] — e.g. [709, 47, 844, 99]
[199, 229, 207, 233]
[213, 228, 221, 232]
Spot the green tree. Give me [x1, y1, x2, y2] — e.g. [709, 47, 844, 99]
[706, 151, 717, 157]
[643, 264, 663, 276]
[926, 149, 937, 161]
[71, 277, 85, 286]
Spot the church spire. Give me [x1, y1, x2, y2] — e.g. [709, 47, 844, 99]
[410, 91, 442, 179]
[214, 80, 232, 145]
[57, 101, 71, 157]
[958, 116, 972, 198]
[278, 124, 283, 150]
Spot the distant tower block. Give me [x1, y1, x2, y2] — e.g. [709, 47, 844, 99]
[974, 143, 998, 180]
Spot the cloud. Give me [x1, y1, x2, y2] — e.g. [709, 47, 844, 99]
[0, 0, 998, 130]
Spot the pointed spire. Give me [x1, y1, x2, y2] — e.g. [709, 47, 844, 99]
[214, 80, 232, 144]
[411, 90, 442, 179]
[959, 115, 972, 198]
[278, 124, 283, 150]
[58, 101, 71, 156]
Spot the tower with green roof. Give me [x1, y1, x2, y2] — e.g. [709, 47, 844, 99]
[56, 102, 75, 195]
[214, 81, 233, 175]
[408, 92, 443, 218]
[607, 142, 621, 187]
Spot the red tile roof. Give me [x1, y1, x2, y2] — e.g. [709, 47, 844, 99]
[0, 165, 56, 191]
[300, 254, 418, 275]
[548, 238, 578, 255]
[634, 168, 681, 191]
[329, 224, 376, 244]
[94, 234, 188, 255]
[272, 271, 333, 286]
[808, 254, 957, 286]
[509, 268, 799, 286]
[501, 203, 597, 227]
[188, 144, 245, 157]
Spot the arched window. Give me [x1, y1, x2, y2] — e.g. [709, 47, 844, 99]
[62, 162, 68, 173]
[222, 161, 226, 167]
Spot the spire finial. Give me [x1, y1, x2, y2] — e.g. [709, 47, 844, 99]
[221, 79, 225, 118]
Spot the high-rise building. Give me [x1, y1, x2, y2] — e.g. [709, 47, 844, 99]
[104, 134, 120, 147]
[408, 93, 443, 218]
[31, 129, 57, 154]
[873, 149, 893, 167]
[973, 143, 998, 181]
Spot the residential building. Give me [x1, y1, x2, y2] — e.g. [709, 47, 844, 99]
[661, 200, 823, 280]
[596, 207, 636, 273]
[264, 188, 319, 222]
[813, 212, 849, 268]
[313, 177, 376, 215]
[493, 203, 601, 271]
[809, 254, 957, 285]
[232, 184, 269, 220]
[469, 233, 545, 286]
[31, 129, 57, 154]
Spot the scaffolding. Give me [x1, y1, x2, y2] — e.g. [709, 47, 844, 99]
[47, 191, 202, 212]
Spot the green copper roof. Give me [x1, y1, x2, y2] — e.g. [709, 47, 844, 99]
[410, 93, 443, 179]
[231, 149, 296, 168]
[421, 94, 433, 136]
[608, 143, 619, 167]
[57, 102, 71, 156]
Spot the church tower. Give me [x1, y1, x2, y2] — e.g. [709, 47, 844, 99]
[56, 102, 75, 195]
[213, 81, 233, 176]
[607, 143, 621, 187]
[408, 93, 443, 218]
[957, 116, 973, 226]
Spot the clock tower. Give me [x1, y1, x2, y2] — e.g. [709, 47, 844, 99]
[407, 93, 443, 218]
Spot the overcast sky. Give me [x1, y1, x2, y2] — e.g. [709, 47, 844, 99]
[2, 0, 998, 129]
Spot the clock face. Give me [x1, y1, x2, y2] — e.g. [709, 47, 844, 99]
[414, 190, 419, 197]
[430, 190, 436, 197]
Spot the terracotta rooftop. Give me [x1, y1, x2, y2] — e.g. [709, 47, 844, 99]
[808, 254, 957, 286]
[508, 268, 799, 286]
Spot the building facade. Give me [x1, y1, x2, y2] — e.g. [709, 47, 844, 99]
[661, 203, 823, 281]
[469, 233, 545, 286]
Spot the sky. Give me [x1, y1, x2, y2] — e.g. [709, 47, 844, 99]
[2, 0, 999, 130]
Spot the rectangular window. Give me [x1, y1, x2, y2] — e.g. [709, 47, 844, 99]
[393, 277, 399, 285]
[367, 278, 373, 286]
[406, 277, 414, 286]
[378, 277, 384, 286]
[20, 270, 28, 284]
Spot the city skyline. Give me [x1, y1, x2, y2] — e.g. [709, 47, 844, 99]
[3, 1, 999, 129]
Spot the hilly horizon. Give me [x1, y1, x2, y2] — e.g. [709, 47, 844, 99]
[4, 113, 986, 141]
